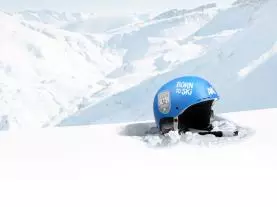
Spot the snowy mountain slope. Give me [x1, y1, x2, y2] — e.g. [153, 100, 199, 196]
[10, 10, 94, 27]
[0, 12, 122, 129]
[64, 14, 148, 34]
[62, 4, 217, 35]
[0, 108, 277, 207]
[107, 3, 218, 35]
[152, 3, 217, 21]
[0, 0, 276, 130]
[10, 10, 155, 33]
[96, 1, 266, 93]
[60, 3, 218, 71]
[106, 4, 218, 63]
[96, 4, 219, 92]
[183, 0, 277, 112]
[60, 0, 277, 126]
[50, 4, 221, 125]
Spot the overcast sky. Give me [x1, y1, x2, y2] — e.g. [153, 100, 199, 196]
[0, 0, 235, 13]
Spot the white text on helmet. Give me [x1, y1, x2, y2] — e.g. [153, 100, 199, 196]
[207, 87, 216, 95]
[176, 82, 194, 96]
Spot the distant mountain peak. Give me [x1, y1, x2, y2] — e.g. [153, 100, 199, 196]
[10, 10, 95, 26]
[152, 3, 217, 21]
[232, 0, 269, 6]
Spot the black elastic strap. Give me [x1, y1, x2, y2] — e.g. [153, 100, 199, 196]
[198, 130, 239, 137]
[178, 123, 238, 137]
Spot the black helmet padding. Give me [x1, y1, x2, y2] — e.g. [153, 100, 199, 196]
[178, 100, 214, 131]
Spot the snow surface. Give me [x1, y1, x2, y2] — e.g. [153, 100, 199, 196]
[0, 108, 277, 207]
[0, 0, 277, 206]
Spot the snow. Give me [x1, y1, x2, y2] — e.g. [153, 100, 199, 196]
[0, 0, 277, 206]
[64, 14, 145, 34]
[0, 4, 220, 129]
[60, 0, 277, 126]
[0, 108, 277, 207]
[0, 11, 123, 128]
[10, 10, 95, 27]
[0, 0, 275, 129]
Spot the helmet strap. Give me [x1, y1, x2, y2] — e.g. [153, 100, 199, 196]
[173, 117, 179, 131]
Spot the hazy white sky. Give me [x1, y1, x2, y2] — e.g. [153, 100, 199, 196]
[0, 0, 235, 13]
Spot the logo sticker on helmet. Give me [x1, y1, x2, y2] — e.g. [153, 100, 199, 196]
[158, 91, 171, 114]
[207, 87, 216, 95]
[175, 81, 194, 96]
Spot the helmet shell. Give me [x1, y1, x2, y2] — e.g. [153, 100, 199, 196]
[153, 76, 219, 128]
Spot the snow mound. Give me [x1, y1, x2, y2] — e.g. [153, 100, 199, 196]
[120, 114, 253, 147]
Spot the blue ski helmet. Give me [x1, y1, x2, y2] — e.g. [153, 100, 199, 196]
[153, 75, 219, 133]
